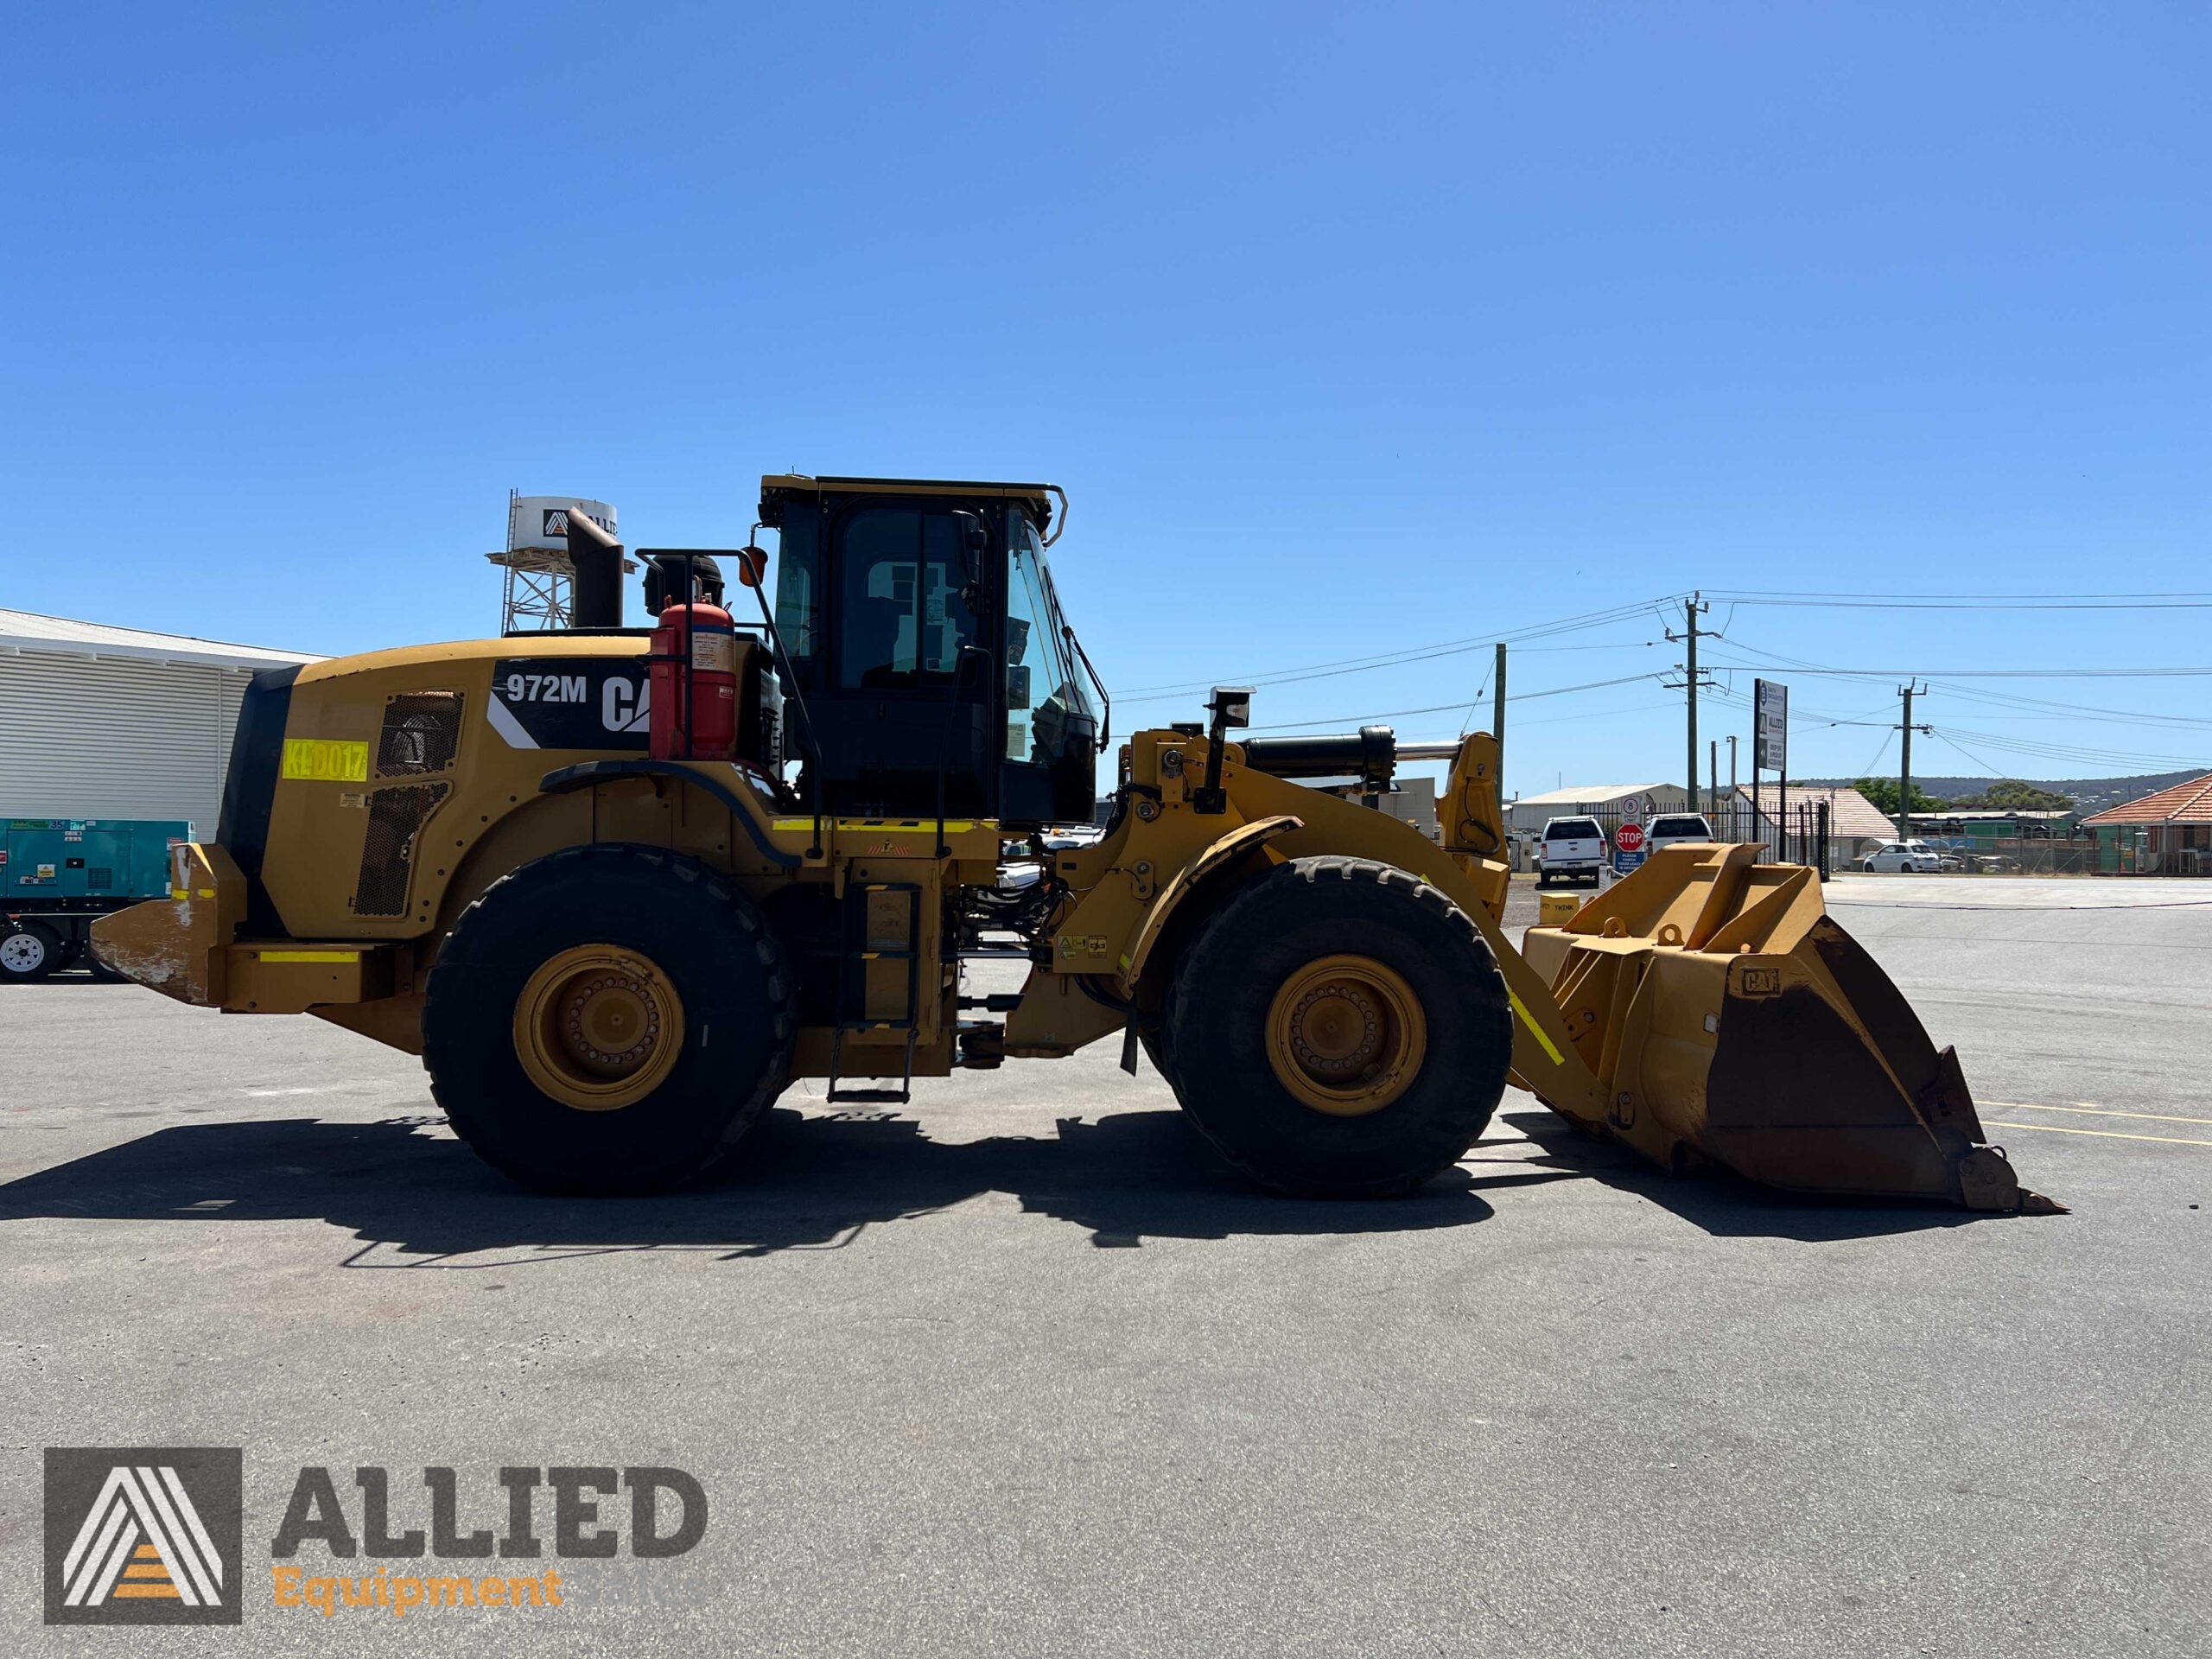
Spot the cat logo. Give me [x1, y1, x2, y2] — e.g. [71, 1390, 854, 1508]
[1738, 966, 1783, 998]
[44, 1448, 243, 1625]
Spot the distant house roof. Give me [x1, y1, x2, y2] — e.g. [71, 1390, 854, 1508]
[0, 607, 319, 672]
[1734, 783, 1896, 842]
[1510, 783, 1675, 809]
[2081, 773, 2212, 827]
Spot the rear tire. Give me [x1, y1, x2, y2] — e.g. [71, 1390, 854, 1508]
[1164, 856, 1513, 1198]
[423, 843, 796, 1193]
[0, 922, 61, 982]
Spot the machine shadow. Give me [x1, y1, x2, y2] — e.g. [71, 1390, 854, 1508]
[0, 1107, 1576, 1262]
[1491, 1109, 1997, 1241]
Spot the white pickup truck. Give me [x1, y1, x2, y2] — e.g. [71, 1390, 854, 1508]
[1536, 816, 1608, 887]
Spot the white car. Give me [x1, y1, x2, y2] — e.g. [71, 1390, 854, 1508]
[1642, 813, 1715, 856]
[1861, 839, 1946, 874]
[1536, 816, 1608, 887]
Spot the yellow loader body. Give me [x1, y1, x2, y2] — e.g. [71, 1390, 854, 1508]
[87, 473, 2051, 1209]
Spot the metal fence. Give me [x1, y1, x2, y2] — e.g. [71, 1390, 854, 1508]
[1529, 802, 1834, 875]
[1514, 807, 2145, 880]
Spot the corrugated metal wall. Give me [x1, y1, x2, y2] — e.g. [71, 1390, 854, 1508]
[0, 652, 257, 836]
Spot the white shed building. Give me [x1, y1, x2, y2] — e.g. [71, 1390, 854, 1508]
[0, 609, 321, 837]
[1503, 782, 1691, 836]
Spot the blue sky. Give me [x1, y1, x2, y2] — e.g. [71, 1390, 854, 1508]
[5, 3, 2207, 796]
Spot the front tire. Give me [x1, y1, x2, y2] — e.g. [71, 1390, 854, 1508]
[423, 844, 796, 1193]
[1164, 856, 1513, 1198]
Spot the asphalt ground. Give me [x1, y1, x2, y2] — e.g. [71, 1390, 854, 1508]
[3, 874, 2208, 1656]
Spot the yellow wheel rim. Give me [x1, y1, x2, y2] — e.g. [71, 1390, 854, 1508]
[1264, 954, 1428, 1117]
[512, 945, 685, 1112]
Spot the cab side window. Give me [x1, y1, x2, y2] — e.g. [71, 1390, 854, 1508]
[836, 507, 979, 690]
[772, 510, 821, 661]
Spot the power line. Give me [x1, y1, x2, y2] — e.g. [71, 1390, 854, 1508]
[1707, 589, 2212, 611]
[1929, 723, 2212, 771]
[1243, 672, 1662, 734]
[1707, 639, 2212, 757]
[1703, 640, 2212, 681]
[1853, 728, 1897, 779]
[1116, 594, 1681, 702]
[1923, 679, 2212, 733]
[1929, 730, 2012, 777]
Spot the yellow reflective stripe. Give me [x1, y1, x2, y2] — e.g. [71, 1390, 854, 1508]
[770, 818, 985, 833]
[256, 950, 361, 963]
[1507, 988, 1565, 1066]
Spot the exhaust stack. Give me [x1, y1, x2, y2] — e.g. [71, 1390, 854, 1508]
[565, 508, 626, 629]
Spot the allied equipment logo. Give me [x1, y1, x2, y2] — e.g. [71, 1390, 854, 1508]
[44, 1448, 243, 1625]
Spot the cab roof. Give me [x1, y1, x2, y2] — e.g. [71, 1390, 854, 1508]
[757, 474, 1058, 531]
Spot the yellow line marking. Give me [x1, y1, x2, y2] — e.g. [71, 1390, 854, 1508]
[1506, 988, 1565, 1066]
[1985, 1120, 2212, 1149]
[1984, 1100, 2212, 1128]
[256, 950, 361, 963]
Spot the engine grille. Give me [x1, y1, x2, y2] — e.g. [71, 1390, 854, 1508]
[376, 690, 464, 777]
[354, 782, 450, 917]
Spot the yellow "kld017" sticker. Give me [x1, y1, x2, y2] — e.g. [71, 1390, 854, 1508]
[280, 739, 370, 782]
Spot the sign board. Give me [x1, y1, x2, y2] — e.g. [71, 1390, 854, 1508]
[1615, 822, 1646, 854]
[1754, 678, 1789, 772]
[1613, 849, 1646, 874]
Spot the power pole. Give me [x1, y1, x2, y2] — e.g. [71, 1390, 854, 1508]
[1492, 642, 1507, 801]
[1708, 739, 1718, 819]
[1896, 682, 1930, 840]
[1665, 594, 1714, 804]
[1726, 734, 1738, 832]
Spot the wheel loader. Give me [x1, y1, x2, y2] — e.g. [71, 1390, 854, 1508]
[95, 476, 2053, 1211]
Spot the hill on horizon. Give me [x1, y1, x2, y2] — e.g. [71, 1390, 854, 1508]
[1796, 769, 2204, 814]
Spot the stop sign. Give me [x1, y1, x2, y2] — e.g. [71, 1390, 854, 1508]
[1616, 822, 1646, 853]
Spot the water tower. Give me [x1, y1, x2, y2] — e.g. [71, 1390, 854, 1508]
[486, 492, 626, 632]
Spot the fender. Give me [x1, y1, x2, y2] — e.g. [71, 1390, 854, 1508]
[1117, 813, 1303, 996]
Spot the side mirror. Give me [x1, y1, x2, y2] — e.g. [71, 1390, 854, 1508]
[1208, 686, 1255, 729]
[950, 510, 988, 561]
[735, 545, 769, 588]
[948, 510, 988, 609]
[1193, 686, 1255, 815]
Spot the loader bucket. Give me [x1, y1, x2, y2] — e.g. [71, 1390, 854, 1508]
[1519, 844, 2060, 1213]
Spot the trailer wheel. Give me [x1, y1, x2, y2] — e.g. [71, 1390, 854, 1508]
[0, 922, 61, 982]
[1165, 856, 1513, 1198]
[423, 843, 796, 1193]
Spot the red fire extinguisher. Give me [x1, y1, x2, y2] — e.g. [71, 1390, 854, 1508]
[650, 599, 739, 761]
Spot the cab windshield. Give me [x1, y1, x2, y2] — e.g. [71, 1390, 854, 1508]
[1004, 516, 1097, 761]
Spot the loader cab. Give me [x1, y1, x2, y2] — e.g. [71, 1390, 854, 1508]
[758, 476, 1101, 828]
